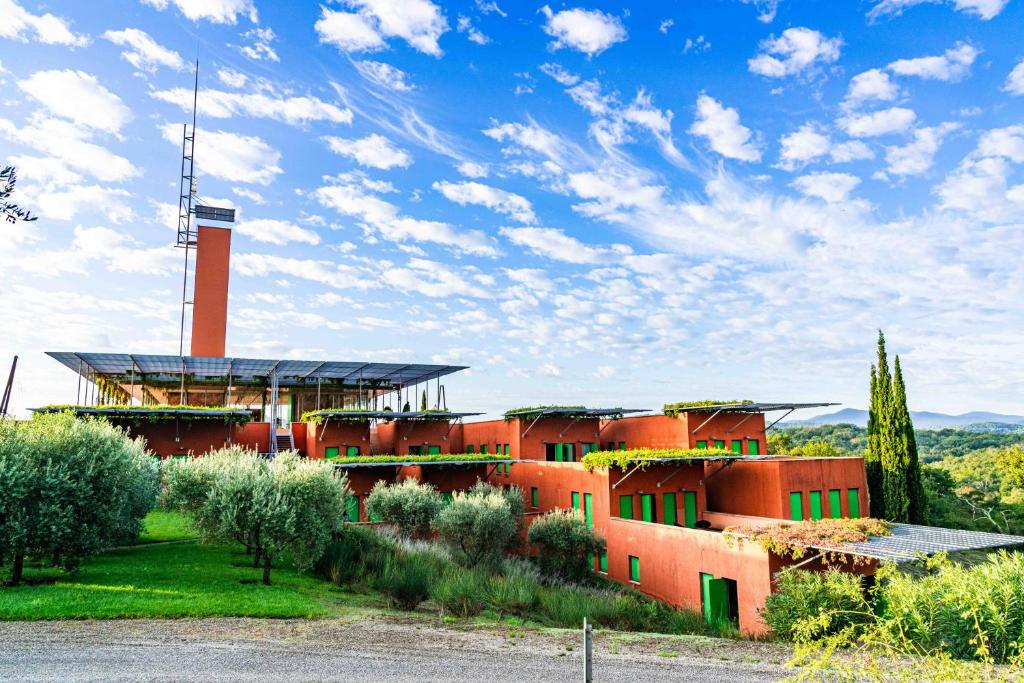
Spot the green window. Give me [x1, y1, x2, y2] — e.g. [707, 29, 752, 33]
[714, 439, 725, 450]
[325, 446, 339, 458]
[619, 494, 634, 519]
[829, 489, 842, 519]
[345, 495, 359, 522]
[663, 492, 678, 526]
[847, 488, 861, 518]
[599, 552, 608, 573]
[730, 440, 743, 453]
[441, 492, 454, 506]
[346, 445, 360, 457]
[607, 441, 616, 450]
[618, 441, 626, 451]
[481, 444, 489, 454]
[747, 439, 760, 455]
[564, 443, 575, 462]
[466, 444, 475, 454]
[696, 440, 708, 449]
[571, 491, 580, 510]
[809, 490, 823, 521]
[683, 491, 698, 528]
[628, 555, 640, 583]
[789, 492, 804, 521]
[503, 443, 510, 455]
[504, 462, 511, 474]
[554, 443, 563, 461]
[640, 493, 655, 522]
[531, 487, 539, 508]
[427, 445, 441, 455]
[408, 445, 423, 455]
[584, 493, 593, 528]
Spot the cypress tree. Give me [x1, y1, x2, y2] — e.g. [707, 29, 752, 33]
[893, 356, 927, 523]
[865, 363, 885, 518]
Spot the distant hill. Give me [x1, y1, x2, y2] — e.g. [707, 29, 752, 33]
[789, 408, 1024, 430]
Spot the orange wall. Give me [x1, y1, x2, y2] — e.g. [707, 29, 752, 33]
[506, 416, 602, 460]
[600, 414, 689, 449]
[305, 420, 372, 459]
[375, 419, 463, 454]
[190, 225, 231, 357]
[109, 419, 270, 457]
[607, 461, 707, 525]
[462, 419, 516, 455]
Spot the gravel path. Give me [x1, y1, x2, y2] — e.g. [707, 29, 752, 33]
[0, 617, 791, 682]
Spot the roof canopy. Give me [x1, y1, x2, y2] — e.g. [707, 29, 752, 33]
[503, 407, 649, 419]
[305, 409, 483, 421]
[810, 523, 1024, 562]
[665, 402, 838, 414]
[46, 351, 467, 389]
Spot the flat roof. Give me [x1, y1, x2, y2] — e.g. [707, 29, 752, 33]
[30, 406, 251, 419]
[808, 524, 1024, 562]
[305, 410, 483, 421]
[46, 351, 466, 388]
[503, 407, 649, 419]
[331, 458, 512, 468]
[666, 402, 838, 414]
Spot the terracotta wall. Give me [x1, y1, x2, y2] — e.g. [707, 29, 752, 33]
[304, 420, 372, 459]
[605, 518, 775, 635]
[375, 419, 462, 454]
[776, 457, 869, 520]
[600, 414, 689, 450]
[503, 416, 602, 461]
[190, 225, 231, 358]
[462, 419, 516, 455]
[705, 460, 785, 518]
[290, 422, 307, 455]
[113, 419, 270, 457]
[607, 461, 707, 526]
[493, 460, 612, 527]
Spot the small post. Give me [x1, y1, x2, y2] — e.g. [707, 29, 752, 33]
[583, 617, 593, 683]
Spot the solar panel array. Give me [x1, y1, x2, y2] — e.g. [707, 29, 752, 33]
[815, 523, 1024, 562]
[46, 351, 467, 387]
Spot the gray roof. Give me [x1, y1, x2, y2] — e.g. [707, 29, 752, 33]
[306, 410, 483, 421]
[30, 406, 250, 419]
[503, 407, 649, 418]
[668, 402, 838, 413]
[811, 523, 1024, 562]
[45, 351, 466, 388]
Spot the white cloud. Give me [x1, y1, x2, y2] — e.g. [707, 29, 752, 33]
[888, 42, 979, 82]
[151, 87, 352, 126]
[240, 26, 278, 62]
[324, 134, 411, 169]
[883, 122, 959, 177]
[381, 258, 488, 298]
[538, 5, 627, 57]
[658, 19, 674, 33]
[232, 187, 265, 204]
[234, 218, 320, 246]
[747, 27, 841, 78]
[975, 125, 1024, 163]
[792, 172, 861, 203]
[539, 62, 580, 86]
[1003, 59, 1024, 96]
[500, 226, 615, 264]
[830, 140, 875, 163]
[844, 69, 899, 107]
[839, 107, 916, 137]
[688, 94, 761, 162]
[740, 0, 782, 22]
[20, 184, 134, 224]
[0, 0, 87, 46]
[683, 36, 711, 54]
[457, 15, 489, 45]
[19, 70, 132, 134]
[315, 0, 449, 57]
[160, 124, 282, 185]
[935, 156, 1022, 222]
[102, 28, 184, 73]
[0, 115, 139, 182]
[354, 60, 413, 91]
[218, 68, 248, 88]
[140, 0, 257, 24]
[233, 253, 375, 291]
[777, 123, 831, 169]
[868, 0, 1008, 21]
[314, 174, 498, 256]
[457, 161, 489, 178]
[433, 180, 536, 224]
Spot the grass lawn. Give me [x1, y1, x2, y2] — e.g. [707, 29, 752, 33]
[135, 510, 199, 544]
[0, 511, 381, 620]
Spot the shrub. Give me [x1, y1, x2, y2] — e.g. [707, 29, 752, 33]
[376, 554, 434, 610]
[488, 572, 540, 617]
[762, 568, 871, 641]
[467, 479, 525, 520]
[527, 509, 606, 582]
[432, 567, 490, 617]
[365, 479, 444, 538]
[0, 413, 159, 585]
[433, 490, 517, 568]
[314, 524, 397, 586]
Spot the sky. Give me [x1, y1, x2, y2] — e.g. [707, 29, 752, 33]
[1, 0, 1023, 420]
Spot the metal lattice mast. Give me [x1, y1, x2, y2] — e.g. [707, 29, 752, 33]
[177, 60, 199, 358]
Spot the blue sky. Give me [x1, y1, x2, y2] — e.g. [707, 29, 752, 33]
[2, 0, 1023, 419]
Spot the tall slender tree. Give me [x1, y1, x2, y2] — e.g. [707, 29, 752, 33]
[893, 356, 927, 523]
[866, 363, 885, 518]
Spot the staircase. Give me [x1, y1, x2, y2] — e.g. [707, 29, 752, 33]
[275, 431, 294, 453]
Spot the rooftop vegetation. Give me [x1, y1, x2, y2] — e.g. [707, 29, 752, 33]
[326, 452, 508, 466]
[724, 518, 893, 564]
[301, 408, 452, 424]
[33, 404, 253, 425]
[581, 447, 739, 472]
[503, 405, 586, 418]
[662, 400, 754, 416]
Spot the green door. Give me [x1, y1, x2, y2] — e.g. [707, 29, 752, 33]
[564, 443, 575, 462]
[619, 495, 634, 519]
[618, 441, 626, 451]
[346, 445, 360, 457]
[714, 440, 725, 450]
[789, 492, 803, 521]
[345, 496, 359, 522]
[640, 494, 655, 522]
[531, 487, 539, 508]
[504, 444, 510, 455]
[731, 440, 743, 453]
[683, 491, 698, 528]
[829, 489, 842, 519]
[848, 488, 861, 518]
[809, 491, 823, 520]
[571, 491, 580, 510]
[325, 446, 339, 458]
[696, 440, 708, 449]
[466, 444, 475, 453]
[599, 552, 608, 572]
[427, 445, 441, 455]
[409, 445, 423, 455]
[481, 444, 489, 454]
[663, 492, 678, 526]
[584, 493, 593, 528]
[747, 439, 760, 455]
[701, 573, 729, 625]
[554, 443, 563, 461]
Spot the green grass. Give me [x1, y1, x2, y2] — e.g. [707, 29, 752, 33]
[0, 511, 378, 620]
[135, 510, 199, 544]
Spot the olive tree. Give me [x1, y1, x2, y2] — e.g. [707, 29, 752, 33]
[365, 479, 444, 538]
[527, 509, 606, 582]
[433, 489, 517, 568]
[0, 412, 159, 585]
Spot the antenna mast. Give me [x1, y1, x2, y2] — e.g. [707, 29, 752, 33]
[176, 60, 199, 358]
